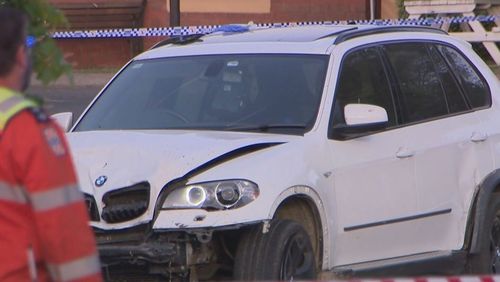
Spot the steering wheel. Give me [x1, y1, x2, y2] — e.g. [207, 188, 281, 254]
[157, 109, 190, 123]
[227, 105, 269, 126]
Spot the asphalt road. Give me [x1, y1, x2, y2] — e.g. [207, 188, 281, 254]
[26, 85, 102, 119]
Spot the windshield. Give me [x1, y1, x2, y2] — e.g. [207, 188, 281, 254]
[74, 54, 329, 134]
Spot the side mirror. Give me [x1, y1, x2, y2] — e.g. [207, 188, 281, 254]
[51, 112, 73, 132]
[332, 104, 388, 140]
[345, 104, 388, 126]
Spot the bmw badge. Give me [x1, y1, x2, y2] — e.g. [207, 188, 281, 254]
[95, 175, 108, 187]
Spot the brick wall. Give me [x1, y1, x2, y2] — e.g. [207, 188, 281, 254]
[57, 0, 369, 69]
[57, 39, 137, 69]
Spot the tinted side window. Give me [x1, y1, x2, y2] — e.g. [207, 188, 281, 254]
[333, 47, 396, 127]
[438, 45, 491, 109]
[428, 44, 468, 114]
[384, 43, 448, 123]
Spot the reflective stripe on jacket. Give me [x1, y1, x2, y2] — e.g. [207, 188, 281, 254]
[0, 87, 36, 131]
[0, 87, 102, 282]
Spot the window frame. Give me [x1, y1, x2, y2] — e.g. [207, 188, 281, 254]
[329, 39, 490, 141]
[380, 41, 472, 125]
[328, 43, 398, 140]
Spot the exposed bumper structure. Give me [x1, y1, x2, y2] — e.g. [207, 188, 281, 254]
[95, 225, 190, 279]
[98, 242, 184, 266]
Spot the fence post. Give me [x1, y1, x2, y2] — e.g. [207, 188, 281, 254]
[404, 0, 500, 65]
[170, 0, 180, 27]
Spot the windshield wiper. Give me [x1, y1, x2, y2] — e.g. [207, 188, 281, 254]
[226, 124, 307, 132]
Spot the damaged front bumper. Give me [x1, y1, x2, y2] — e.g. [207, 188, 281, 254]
[95, 221, 265, 280]
[99, 241, 184, 265]
[95, 224, 190, 279]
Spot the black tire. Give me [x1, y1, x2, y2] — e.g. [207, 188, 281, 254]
[468, 195, 500, 273]
[233, 219, 316, 280]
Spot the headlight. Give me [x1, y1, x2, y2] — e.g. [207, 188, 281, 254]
[161, 180, 259, 210]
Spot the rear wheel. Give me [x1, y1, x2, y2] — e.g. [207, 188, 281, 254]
[234, 219, 316, 280]
[468, 195, 500, 273]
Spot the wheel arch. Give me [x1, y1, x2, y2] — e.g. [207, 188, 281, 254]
[269, 186, 329, 271]
[469, 169, 500, 253]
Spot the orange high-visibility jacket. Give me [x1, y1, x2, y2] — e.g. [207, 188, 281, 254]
[0, 87, 102, 282]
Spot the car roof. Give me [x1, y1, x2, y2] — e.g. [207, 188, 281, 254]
[136, 25, 448, 60]
[202, 25, 356, 43]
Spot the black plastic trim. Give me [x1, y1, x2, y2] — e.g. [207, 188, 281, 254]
[333, 250, 466, 278]
[469, 169, 500, 253]
[150, 34, 204, 49]
[316, 27, 358, 40]
[344, 209, 452, 232]
[101, 181, 150, 223]
[334, 26, 448, 44]
[98, 241, 181, 265]
[84, 193, 100, 222]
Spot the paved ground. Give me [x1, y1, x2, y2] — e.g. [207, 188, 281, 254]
[26, 71, 115, 117]
[30, 71, 115, 88]
[26, 85, 101, 117]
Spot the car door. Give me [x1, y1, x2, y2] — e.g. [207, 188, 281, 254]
[327, 45, 420, 266]
[381, 41, 493, 253]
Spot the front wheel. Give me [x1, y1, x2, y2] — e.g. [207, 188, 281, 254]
[468, 195, 500, 273]
[233, 219, 316, 280]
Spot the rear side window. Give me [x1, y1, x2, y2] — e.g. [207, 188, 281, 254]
[437, 45, 491, 109]
[384, 43, 448, 123]
[428, 44, 468, 114]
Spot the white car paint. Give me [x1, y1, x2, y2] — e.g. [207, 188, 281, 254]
[66, 24, 500, 275]
[68, 130, 298, 229]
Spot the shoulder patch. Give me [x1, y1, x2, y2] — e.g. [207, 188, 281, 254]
[29, 107, 49, 123]
[43, 126, 66, 157]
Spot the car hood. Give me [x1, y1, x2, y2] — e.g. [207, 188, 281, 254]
[67, 130, 295, 196]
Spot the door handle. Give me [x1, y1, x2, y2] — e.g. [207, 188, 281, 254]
[396, 147, 414, 159]
[471, 132, 488, 143]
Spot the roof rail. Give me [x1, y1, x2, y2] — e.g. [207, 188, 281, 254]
[316, 27, 358, 40]
[150, 24, 252, 49]
[150, 34, 204, 49]
[333, 26, 448, 44]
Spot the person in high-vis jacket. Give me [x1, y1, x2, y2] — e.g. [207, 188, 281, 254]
[0, 7, 102, 282]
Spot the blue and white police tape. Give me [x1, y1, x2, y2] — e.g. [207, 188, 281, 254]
[52, 15, 499, 39]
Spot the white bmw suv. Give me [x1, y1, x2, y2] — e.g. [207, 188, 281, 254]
[56, 24, 500, 280]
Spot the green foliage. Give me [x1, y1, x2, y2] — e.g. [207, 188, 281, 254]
[1, 0, 72, 85]
[398, 0, 408, 18]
